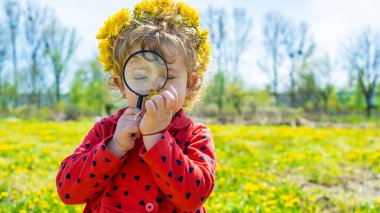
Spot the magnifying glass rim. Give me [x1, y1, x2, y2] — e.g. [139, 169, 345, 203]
[122, 49, 169, 97]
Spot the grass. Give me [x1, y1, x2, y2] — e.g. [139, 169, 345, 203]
[0, 121, 379, 212]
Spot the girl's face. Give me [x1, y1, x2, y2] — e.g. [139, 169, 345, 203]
[118, 45, 188, 114]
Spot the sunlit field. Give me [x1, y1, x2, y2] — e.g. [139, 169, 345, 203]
[0, 121, 379, 212]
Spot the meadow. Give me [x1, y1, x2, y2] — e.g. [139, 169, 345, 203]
[0, 121, 379, 212]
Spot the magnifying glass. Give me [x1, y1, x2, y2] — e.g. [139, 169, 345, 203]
[122, 50, 169, 109]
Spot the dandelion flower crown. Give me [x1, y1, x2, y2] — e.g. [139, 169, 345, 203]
[96, 0, 210, 77]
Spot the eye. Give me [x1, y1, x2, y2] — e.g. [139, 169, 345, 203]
[134, 76, 148, 80]
[167, 76, 176, 80]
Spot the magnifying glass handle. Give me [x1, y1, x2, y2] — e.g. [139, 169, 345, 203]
[136, 96, 143, 109]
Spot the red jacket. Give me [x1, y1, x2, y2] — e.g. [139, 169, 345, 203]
[56, 107, 216, 212]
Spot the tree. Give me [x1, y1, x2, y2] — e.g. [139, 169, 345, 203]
[44, 17, 78, 104]
[261, 11, 288, 105]
[24, 0, 50, 109]
[230, 8, 252, 80]
[284, 22, 315, 107]
[69, 58, 107, 118]
[344, 29, 380, 117]
[4, 0, 21, 106]
[0, 24, 7, 111]
[315, 55, 335, 114]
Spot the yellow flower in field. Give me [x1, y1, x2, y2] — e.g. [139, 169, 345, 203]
[22, 190, 30, 196]
[19, 210, 27, 213]
[308, 196, 316, 203]
[259, 195, 267, 201]
[1, 192, 8, 197]
[281, 195, 291, 201]
[53, 199, 60, 204]
[244, 182, 258, 192]
[285, 202, 294, 208]
[218, 177, 226, 183]
[263, 200, 277, 206]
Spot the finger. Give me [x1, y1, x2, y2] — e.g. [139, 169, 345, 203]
[123, 107, 141, 115]
[125, 114, 143, 122]
[122, 124, 140, 135]
[151, 95, 165, 111]
[166, 85, 178, 104]
[145, 99, 157, 113]
[161, 90, 175, 110]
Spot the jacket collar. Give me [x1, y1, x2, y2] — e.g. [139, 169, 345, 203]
[107, 107, 192, 130]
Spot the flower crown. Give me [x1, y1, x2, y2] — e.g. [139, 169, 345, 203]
[96, 0, 210, 77]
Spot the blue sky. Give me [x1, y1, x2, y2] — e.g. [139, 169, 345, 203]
[2, 0, 380, 89]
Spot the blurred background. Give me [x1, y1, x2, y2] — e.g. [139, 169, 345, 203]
[0, 0, 379, 212]
[0, 0, 379, 124]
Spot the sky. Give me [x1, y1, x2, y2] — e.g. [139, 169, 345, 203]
[2, 0, 380, 90]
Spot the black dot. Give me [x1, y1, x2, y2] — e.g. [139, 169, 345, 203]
[94, 149, 98, 154]
[103, 175, 109, 180]
[201, 145, 206, 150]
[200, 196, 205, 202]
[161, 135, 165, 139]
[186, 193, 191, 199]
[113, 185, 118, 191]
[61, 163, 66, 169]
[203, 135, 208, 139]
[58, 182, 62, 188]
[176, 160, 182, 166]
[161, 156, 167, 163]
[145, 185, 151, 191]
[94, 183, 99, 188]
[200, 156, 205, 160]
[76, 178, 81, 183]
[105, 158, 111, 163]
[116, 204, 121, 209]
[189, 167, 194, 173]
[106, 192, 111, 197]
[184, 142, 190, 147]
[90, 173, 96, 178]
[102, 145, 106, 151]
[83, 155, 87, 161]
[184, 148, 188, 154]
[121, 172, 126, 178]
[196, 179, 201, 187]
[95, 133, 100, 138]
[156, 173, 160, 178]
[175, 138, 179, 144]
[178, 176, 183, 182]
[172, 209, 177, 213]
[92, 161, 96, 166]
[66, 173, 71, 179]
[167, 194, 173, 199]
[85, 143, 90, 148]
[140, 158, 145, 163]
[139, 200, 145, 206]
[168, 171, 173, 178]
[124, 190, 129, 196]
[65, 193, 70, 199]
[134, 175, 140, 181]
[101, 122, 105, 125]
[165, 181, 170, 187]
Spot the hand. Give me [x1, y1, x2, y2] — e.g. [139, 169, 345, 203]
[108, 107, 142, 157]
[140, 86, 178, 135]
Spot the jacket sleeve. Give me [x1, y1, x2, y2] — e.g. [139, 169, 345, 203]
[140, 124, 216, 211]
[56, 119, 127, 204]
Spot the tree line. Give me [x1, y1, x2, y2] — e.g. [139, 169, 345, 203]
[0, 1, 379, 121]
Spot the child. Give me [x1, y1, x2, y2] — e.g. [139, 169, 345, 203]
[56, 0, 216, 212]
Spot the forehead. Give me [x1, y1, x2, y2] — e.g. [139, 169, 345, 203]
[127, 44, 187, 71]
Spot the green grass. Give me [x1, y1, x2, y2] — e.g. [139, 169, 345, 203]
[0, 121, 379, 212]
